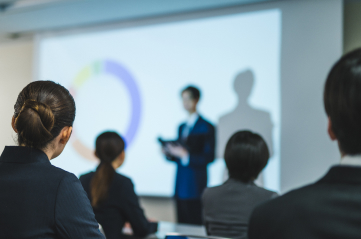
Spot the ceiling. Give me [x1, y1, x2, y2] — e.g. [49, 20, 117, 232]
[0, 0, 279, 35]
[0, 0, 16, 3]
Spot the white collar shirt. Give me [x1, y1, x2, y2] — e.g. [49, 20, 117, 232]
[186, 112, 199, 129]
[340, 155, 361, 167]
[182, 113, 199, 139]
[180, 113, 199, 166]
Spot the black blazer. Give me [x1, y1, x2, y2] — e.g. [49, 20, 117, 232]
[0, 146, 104, 239]
[80, 172, 158, 239]
[248, 166, 361, 239]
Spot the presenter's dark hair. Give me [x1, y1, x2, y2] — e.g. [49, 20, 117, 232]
[224, 131, 269, 182]
[324, 48, 361, 155]
[91, 131, 125, 207]
[182, 85, 201, 100]
[13, 81, 76, 149]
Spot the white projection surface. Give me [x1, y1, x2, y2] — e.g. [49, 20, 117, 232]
[37, 9, 281, 196]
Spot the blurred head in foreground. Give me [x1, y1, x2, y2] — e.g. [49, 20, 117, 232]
[324, 48, 361, 156]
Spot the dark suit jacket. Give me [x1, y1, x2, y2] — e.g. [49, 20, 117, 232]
[168, 116, 215, 199]
[248, 166, 361, 239]
[80, 172, 157, 239]
[202, 178, 277, 239]
[0, 146, 104, 239]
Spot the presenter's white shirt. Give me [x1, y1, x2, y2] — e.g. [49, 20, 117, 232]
[181, 113, 199, 166]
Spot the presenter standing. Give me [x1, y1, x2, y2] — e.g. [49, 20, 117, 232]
[162, 86, 215, 225]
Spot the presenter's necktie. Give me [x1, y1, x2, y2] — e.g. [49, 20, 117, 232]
[181, 125, 191, 141]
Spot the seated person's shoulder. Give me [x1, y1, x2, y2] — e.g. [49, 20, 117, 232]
[59, 171, 81, 184]
[79, 171, 94, 181]
[253, 184, 278, 199]
[52, 168, 84, 186]
[113, 173, 134, 187]
[79, 171, 132, 186]
[114, 172, 131, 181]
[202, 184, 223, 198]
[252, 183, 316, 219]
[50, 170, 86, 199]
[44, 164, 77, 182]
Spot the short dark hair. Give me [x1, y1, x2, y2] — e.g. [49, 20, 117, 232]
[324, 48, 361, 155]
[14, 81, 76, 149]
[224, 130, 270, 182]
[182, 85, 201, 100]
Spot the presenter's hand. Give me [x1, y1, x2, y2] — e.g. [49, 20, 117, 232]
[166, 144, 189, 158]
[148, 218, 157, 222]
[122, 222, 133, 235]
[161, 147, 167, 155]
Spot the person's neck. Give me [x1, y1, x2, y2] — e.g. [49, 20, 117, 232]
[112, 161, 119, 170]
[340, 150, 346, 158]
[20, 144, 53, 160]
[188, 110, 197, 116]
[341, 153, 361, 160]
[41, 147, 54, 160]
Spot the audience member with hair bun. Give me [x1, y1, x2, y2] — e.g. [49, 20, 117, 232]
[202, 130, 277, 239]
[80, 131, 158, 239]
[0, 81, 104, 238]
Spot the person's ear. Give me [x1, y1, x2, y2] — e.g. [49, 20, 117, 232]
[193, 98, 199, 107]
[59, 126, 73, 144]
[327, 117, 337, 141]
[117, 151, 126, 167]
[119, 150, 125, 164]
[11, 116, 17, 133]
[112, 151, 125, 169]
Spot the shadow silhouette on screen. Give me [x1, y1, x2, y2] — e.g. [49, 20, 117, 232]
[217, 70, 274, 184]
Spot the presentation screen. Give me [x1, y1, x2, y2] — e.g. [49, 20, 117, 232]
[37, 8, 281, 196]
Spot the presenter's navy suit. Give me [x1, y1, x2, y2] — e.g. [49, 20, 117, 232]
[0, 146, 104, 239]
[168, 116, 215, 225]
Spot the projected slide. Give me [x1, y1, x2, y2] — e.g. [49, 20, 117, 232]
[37, 9, 281, 196]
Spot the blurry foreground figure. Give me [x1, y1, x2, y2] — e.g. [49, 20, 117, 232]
[249, 48, 361, 239]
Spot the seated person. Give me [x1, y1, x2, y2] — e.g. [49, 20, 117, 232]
[202, 130, 277, 239]
[0, 81, 103, 239]
[80, 132, 158, 239]
[248, 48, 361, 238]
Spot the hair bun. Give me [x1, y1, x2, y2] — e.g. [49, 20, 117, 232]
[15, 99, 55, 148]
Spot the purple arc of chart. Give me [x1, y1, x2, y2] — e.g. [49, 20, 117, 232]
[104, 60, 142, 147]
